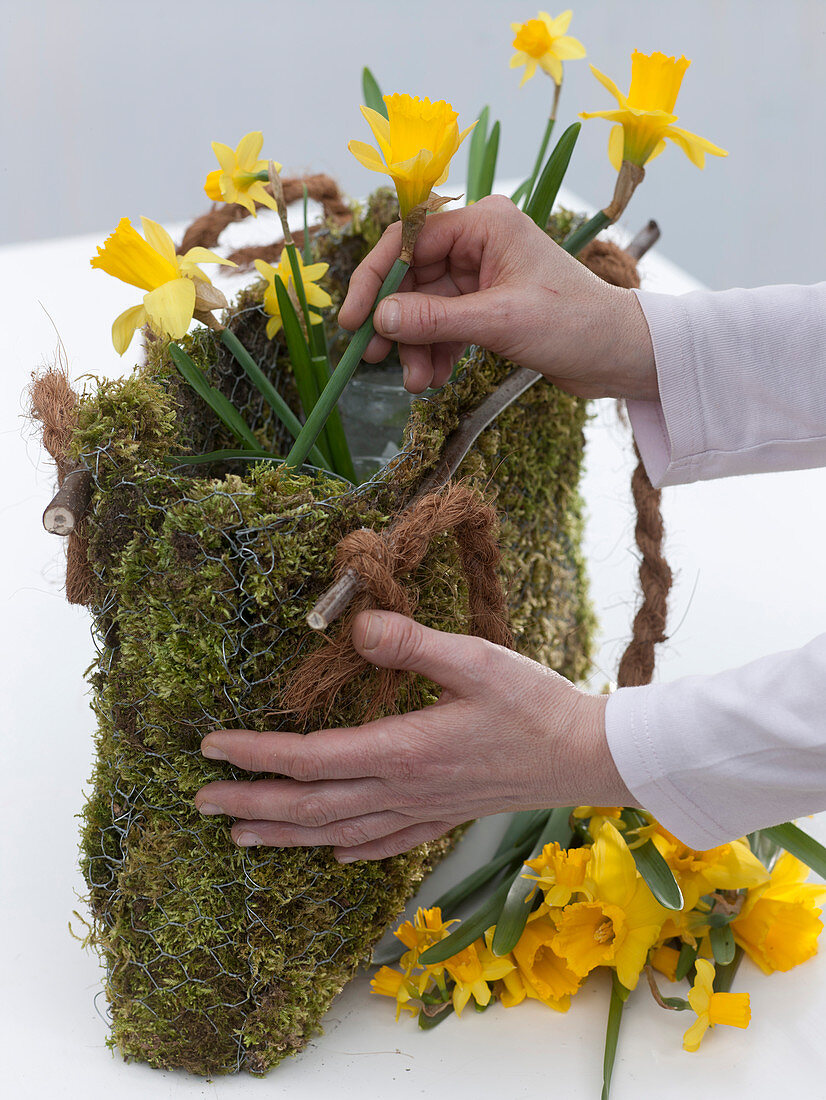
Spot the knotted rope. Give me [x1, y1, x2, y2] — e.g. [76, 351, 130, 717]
[616, 444, 672, 687]
[29, 369, 95, 605]
[283, 483, 512, 725]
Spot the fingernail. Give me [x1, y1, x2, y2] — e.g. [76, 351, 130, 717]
[236, 831, 263, 847]
[202, 743, 228, 761]
[197, 802, 224, 816]
[337, 853, 359, 864]
[361, 611, 385, 651]
[378, 297, 400, 335]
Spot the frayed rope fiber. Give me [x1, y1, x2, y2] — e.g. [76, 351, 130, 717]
[283, 483, 513, 725]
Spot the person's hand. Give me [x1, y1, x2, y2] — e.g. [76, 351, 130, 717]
[338, 194, 657, 400]
[195, 610, 636, 862]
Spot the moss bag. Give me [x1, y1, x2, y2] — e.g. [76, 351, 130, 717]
[51, 193, 594, 1075]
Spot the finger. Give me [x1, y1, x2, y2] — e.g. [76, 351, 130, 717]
[201, 727, 391, 781]
[398, 342, 434, 393]
[337, 222, 404, 331]
[361, 332, 394, 363]
[334, 820, 457, 863]
[431, 342, 464, 387]
[351, 610, 500, 694]
[372, 286, 513, 350]
[229, 809, 437, 850]
[195, 774, 393, 824]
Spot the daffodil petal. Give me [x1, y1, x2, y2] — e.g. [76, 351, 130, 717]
[254, 258, 275, 281]
[553, 34, 587, 60]
[246, 180, 279, 212]
[589, 64, 626, 107]
[665, 124, 728, 168]
[140, 217, 179, 268]
[181, 246, 236, 269]
[540, 55, 564, 83]
[143, 278, 196, 340]
[541, 9, 572, 35]
[300, 262, 329, 282]
[211, 141, 237, 172]
[111, 303, 147, 356]
[608, 125, 625, 171]
[348, 139, 388, 173]
[235, 131, 264, 169]
[520, 58, 538, 87]
[360, 106, 392, 161]
[682, 1014, 709, 1052]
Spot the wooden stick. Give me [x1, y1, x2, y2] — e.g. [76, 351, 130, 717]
[43, 466, 93, 535]
[625, 220, 660, 261]
[306, 365, 541, 630]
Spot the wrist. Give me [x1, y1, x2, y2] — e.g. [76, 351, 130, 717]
[571, 692, 640, 809]
[610, 288, 658, 402]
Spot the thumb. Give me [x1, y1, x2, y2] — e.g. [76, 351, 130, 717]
[351, 610, 490, 695]
[374, 288, 509, 349]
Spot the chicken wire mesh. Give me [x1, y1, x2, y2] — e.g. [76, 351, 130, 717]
[52, 192, 595, 1074]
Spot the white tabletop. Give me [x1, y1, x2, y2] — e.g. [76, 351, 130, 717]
[2, 190, 825, 1096]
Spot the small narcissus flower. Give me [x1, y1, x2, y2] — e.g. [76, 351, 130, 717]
[580, 50, 728, 170]
[442, 936, 514, 1016]
[254, 252, 332, 339]
[204, 132, 282, 216]
[370, 965, 420, 1019]
[683, 959, 750, 1052]
[523, 841, 591, 906]
[510, 10, 586, 86]
[731, 851, 826, 973]
[650, 825, 769, 911]
[348, 94, 475, 219]
[90, 217, 235, 354]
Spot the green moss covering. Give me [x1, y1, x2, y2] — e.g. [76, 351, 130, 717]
[74, 189, 594, 1076]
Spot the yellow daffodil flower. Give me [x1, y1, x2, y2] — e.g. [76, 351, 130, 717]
[649, 943, 681, 983]
[731, 852, 826, 973]
[572, 805, 625, 840]
[90, 216, 235, 355]
[682, 959, 750, 1052]
[651, 826, 769, 911]
[443, 937, 514, 1016]
[553, 821, 667, 989]
[580, 50, 728, 171]
[510, 10, 586, 86]
[254, 253, 332, 339]
[505, 917, 581, 1010]
[204, 132, 282, 217]
[392, 906, 457, 976]
[523, 841, 591, 906]
[348, 94, 475, 219]
[370, 965, 420, 1018]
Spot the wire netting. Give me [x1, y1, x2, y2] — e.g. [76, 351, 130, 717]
[66, 195, 595, 1075]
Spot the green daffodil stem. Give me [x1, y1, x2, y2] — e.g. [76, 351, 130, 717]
[601, 973, 629, 1100]
[219, 329, 328, 469]
[284, 256, 409, 469]
[562, 209, 612, 255]
[563, 160, 646, 255]
[521, 80, 562, 211]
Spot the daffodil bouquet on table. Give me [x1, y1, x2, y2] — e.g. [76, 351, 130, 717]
[37, 4, 826, 1086]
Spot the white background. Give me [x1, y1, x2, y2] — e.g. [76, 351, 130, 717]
[2, 0, 826, 290]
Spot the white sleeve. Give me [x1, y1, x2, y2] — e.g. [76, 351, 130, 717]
[626, 282, 826, 486]
[605, 283, 826, 849]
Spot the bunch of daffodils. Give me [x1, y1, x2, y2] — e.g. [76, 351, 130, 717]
[374, 812, 825, 1063]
